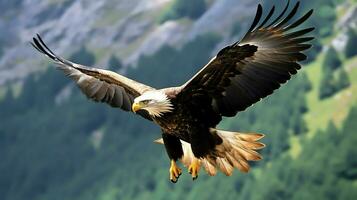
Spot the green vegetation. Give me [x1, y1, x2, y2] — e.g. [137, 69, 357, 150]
[107, 54, 123, 71]
[306, 0, 339, 38]
[345, 28, 357, 58]
[304, 51, 357, 137]
[1, 1, 357, 200]
[238, 107, 357, 200]
[127, 33, 220, 87]
[323, 47, 342, 70]
[336, 68, 351, 90]
[315, 4, 336, 37]
[70, 46, 96, 66]
[319, 67, 337, 99]
[319, 47, 351, 99]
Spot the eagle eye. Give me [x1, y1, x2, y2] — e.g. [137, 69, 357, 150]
[141, 100, 150, 104]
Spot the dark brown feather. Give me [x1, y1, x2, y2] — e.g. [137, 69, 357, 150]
[179, 0, 314, 117]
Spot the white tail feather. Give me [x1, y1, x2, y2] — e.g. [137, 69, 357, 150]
[180, 140, 195, 168]
[216, 157, 234, 176]
[201, 159, 217, 176]
[208, 129, 265, 174]
[154, 128, 265, 176]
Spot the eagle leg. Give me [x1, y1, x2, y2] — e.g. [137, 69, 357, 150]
[188, 158, 201, 180]
[162, 133, 184, 183]
[169, 160, 182, 183]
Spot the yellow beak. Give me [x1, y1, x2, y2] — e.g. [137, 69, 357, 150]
[132, 102, 142, 113]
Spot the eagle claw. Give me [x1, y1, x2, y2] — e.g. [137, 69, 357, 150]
[169, 160, 182, 183]
[188, 158, 200, 180]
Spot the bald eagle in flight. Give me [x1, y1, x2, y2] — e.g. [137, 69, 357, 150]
[32, 0, 313, 183]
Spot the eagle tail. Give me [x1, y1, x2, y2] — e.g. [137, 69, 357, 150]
[204, 129, 265, 176]
[154, 129, 265, 176]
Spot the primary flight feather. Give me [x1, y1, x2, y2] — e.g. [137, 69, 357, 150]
[32, 0, 314, 183]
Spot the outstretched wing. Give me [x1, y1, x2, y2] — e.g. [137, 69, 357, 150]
[31, 34, 154, 120]
[180, 0, 314, 117]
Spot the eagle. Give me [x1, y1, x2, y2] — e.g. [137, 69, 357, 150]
[31, 0, 313, 183]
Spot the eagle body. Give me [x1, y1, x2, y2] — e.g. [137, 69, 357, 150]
[155, 88, 223, 158]
[31, 0, 314, 182]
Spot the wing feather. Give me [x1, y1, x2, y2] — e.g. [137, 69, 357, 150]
[274, 1, 300, 29]
[265, 0, 290, 28]
[31, 34, 154, 120]
[257, 6, 275, 29]
[180, 0, 314, 117]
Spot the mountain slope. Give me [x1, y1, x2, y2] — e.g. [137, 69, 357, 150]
[0, 0, 258, 85]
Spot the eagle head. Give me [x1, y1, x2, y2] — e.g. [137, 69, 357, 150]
[132, 91, 173, 117]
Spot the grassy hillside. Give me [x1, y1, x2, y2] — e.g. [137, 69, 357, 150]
[304, 55, 357, 136]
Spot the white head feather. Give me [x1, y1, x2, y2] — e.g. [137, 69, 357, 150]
[134, 91, 173, 117]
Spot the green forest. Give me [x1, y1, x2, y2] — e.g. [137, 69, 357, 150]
[1, 0, 357, 199]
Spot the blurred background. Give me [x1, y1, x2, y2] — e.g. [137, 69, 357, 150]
[0, 0, 357, 199]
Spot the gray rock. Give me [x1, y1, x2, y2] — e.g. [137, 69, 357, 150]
[0, 0, 258, 85]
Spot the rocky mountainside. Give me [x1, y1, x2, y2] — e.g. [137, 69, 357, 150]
[0, 0, 258, 85]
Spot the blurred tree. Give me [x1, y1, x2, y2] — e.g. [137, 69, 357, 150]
[0, 87, 14, 115]
[338, 107, 357, 180]
[335, 68, 351, 91]
[319, 68, 336, 99]
[319, 45, 350, 99]
[345, 28, 357, 58]
[298, 0, 336, 40]
[17, 74, 37, 109]
[300, 72, 312, 92]
[70, 46, 95, 66]
[316, 5, 336, 37]
[290, 109, 308, 135]
[323, 47, 342, 70]
[108, 54, 123, 71]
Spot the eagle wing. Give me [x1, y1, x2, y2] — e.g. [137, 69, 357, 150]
[31, 34, 154, 120]
[179, 0, 314, 117]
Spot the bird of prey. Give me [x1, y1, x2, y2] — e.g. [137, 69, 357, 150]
[31, 0, 314, 183]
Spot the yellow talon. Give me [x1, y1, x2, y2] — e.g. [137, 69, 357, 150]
[169, 160, 182, 183]
[188, 158, 200, 180]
